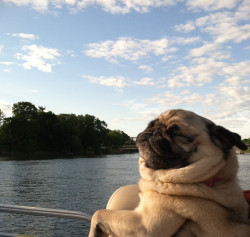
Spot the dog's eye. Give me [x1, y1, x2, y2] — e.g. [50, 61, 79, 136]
[167, 125, 194, 144]
[175, 135, 193, 144]
[167, 124, 179, 134]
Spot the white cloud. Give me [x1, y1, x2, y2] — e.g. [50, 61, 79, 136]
[174, 21, 196, 33]
[146, 76, 250, 123]
[3, 0, 180, 14]
[205, 11, 250, 44]
[3, 0, 49, 12]
[15, 44, 60, 72]
[85, 36, 200, 64]
[133, 77, 155, 86]
[161, 55, 174, 62]
[121, 100, 148, 112]
[118, 76, 250, 137]
[0, 62, 15, 65]
[73, 0, 181, 14]
[188, 42, 231, 60]
[0, 101, 12, 116]
[138, 65, 153, 73]
[234, 0, 250, 21]
[147, 91, 204, 107]
[11, 33, 39, 40]
[209, 79, 250, 120]
[66, 49, 76, 57]
[186, 0, 240, 11]
[85, 37, 170, 62]
[189, 42, 231, 60]
[0, 62, 15, 72]
[189, 42, 219, 57]
[82, 75, 129, 88]
[82, 74, 165, 88]
[168, 58, 250, 88]
[174, 3, 250, 44]
[171, 36, 201, 45]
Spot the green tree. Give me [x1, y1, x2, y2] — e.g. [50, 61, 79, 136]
[12, 101, 38, 120]
[106, 130, 130, 149]
[0, 116, 38, 151]
[57, 114, 82, 154]
[0, 101, 135, 155]
[36, 111, 60, 151]
[0, 102, 39, 152]
[242, 138, 250, 144]
[78, 114, 108, 153]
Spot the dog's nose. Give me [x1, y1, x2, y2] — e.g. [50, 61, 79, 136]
[153, 128, 162, 137]
[137, 128, 163, 144]
[136, 131, 152, 143]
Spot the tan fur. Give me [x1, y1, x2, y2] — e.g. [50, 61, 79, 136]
[89, 110, 250, 237]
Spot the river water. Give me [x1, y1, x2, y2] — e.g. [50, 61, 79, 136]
[0, 153, 249, 236]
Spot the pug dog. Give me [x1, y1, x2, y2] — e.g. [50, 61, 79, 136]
[89, 109, 250, 237]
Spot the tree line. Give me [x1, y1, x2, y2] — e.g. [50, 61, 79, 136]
[242, 138, 250, 153]
[0, 102, 135, 155]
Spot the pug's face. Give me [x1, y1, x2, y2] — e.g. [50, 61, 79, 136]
[136, 109, 247, 170]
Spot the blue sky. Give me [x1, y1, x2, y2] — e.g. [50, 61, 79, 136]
[0, 0, 250, 138]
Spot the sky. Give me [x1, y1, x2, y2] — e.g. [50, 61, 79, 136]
[0, 0, 250, 139]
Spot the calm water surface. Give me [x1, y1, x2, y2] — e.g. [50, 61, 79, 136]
[0, 153, 249, 236]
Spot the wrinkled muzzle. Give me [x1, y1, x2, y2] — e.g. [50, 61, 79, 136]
[136, 128, 189, 170]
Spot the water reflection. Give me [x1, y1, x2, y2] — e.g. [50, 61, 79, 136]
[0, 153, 139, 236]
[0, 153, 249, 236]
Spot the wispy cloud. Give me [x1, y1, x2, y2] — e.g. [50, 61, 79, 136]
[3, 0, 180, 14]
[141, 76, 250, 124]
[0, 62, 15, 73]
[3, 0, 49, 12]
[82, 75, 130, 88]
[31, 89, 39, 93]
[133, 78, 155, 86]
[2, 0, 250, 139]
[168, 57, 250, 88]
[186, 0, 240, 11]
[189, 42, 220, 57]
[138, 65, 153, 73]
[188, 42, 231, 60]
[3, 0, 242, 14]
[76, 0, 180, 14]
[174, 1, 250, 44]
[174, 21, 196, 33]
[0, 100, 13, 116]
[85, 37, 171, 63]
[15, 44, 61, 72]
[10, 33, 39, 40]
[0, 45, 3, 53]
[0, 62, 15, 65]
[85, 36, 202, 63]
[171, 36, 201, 45]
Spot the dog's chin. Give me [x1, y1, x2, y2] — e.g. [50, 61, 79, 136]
[141, 155, 189, 170]
[136, 129, 190, 170]
[138, 143, 189, 170]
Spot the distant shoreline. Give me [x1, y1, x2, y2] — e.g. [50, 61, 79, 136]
[1, 149, 248, 161]
[0, 149, 139, 160]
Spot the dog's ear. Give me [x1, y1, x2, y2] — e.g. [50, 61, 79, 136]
[207, 124, 247, 151]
